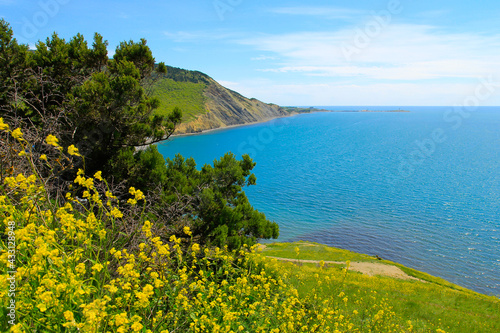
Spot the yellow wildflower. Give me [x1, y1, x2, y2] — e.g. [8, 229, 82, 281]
[115, 312, 129, 326]
[110, 207, 123, 218]
[92, 263, 104, 272]
[94, 171, 103, 181]
[45, 134, 60, 147]
[131, 322, 143, 332]
[67, 145, 80, 156]
[110, 285, 119, 293]
[37, 303, 47, 312]
[0, 118, 9, 131]
[134, 189, 145, 201]
[142, 221, 152, 238]
[10, 324, 23, 333]
[40, 154, 48, 161]
[11, 128, 24, 141]
[135, 284, 154, 307]
[64, 310, 75, 321]
[183, 226, 192, 236]
[192, 243, 200, 253]
[154, 278, 164, 288]
[75, 263, 86, 275]
[99, 229, 107, 240]
[114, 250, 122, 260]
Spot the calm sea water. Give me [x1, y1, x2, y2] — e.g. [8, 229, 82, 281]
[156, 106, 500, 296]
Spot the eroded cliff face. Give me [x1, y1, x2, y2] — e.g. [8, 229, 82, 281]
[174, 77, 288, 134]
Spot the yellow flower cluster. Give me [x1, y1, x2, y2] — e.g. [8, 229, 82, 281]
[67, 144, 81, 156]
[45, 134, 60, 147]
[0, 127, 454, 333]
[127, 187, 145, 205]
[11, 128, 24, 141]
[0, 117, 9, 131]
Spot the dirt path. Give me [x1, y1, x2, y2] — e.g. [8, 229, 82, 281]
[265, 256, 421, 281]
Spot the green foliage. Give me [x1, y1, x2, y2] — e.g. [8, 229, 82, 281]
[113, 38, 155, 79]
[195, 153, 278, 248]
[0, 19, 30, 111]
[112, 146, 279, 248]
[0, 20, 181, 178]
[161, 65, 210, 84]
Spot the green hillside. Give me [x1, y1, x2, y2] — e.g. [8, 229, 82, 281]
[259, 241, 500, 333]
[149, 66, 209, 122]
[149, 66, 288, 134]
[150, 78, 207, 122]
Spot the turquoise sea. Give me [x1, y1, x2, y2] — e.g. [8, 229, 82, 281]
[156, 106, 500, 296]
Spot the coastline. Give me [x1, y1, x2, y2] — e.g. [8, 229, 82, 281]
[170, 108, 410, 138]
[170, 112, 301, 138]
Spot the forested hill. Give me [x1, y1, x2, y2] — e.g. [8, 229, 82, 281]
[150, 65, 288, 134]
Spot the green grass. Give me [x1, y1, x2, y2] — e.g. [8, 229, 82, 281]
[261, 241, 481, 289]
[259, 242, 500, 332]
[150, 78, 207, 122]
[261, 240, 375, 262]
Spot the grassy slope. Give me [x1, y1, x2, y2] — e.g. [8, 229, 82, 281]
[149, 66, 211, 122]
[260, 241, 500, 333]
[150, 78, 207, 122]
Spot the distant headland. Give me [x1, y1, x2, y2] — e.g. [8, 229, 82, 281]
[283, 106, 410, 113]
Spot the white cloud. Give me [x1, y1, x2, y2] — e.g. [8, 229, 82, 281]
[251, 55, 278, 61]
[231, 80, 500, 106]
[218, 80, 240, 89]
[162, 22, 500, 105]
[239, 24, 500, 82]
[258, 60, 498, 80]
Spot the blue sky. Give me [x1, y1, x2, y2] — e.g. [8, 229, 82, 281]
[2, 0, 500, 106]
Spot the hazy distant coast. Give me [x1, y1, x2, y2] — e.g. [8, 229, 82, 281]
[169, 107, 411, 138]
[283, 106, 411, 113]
